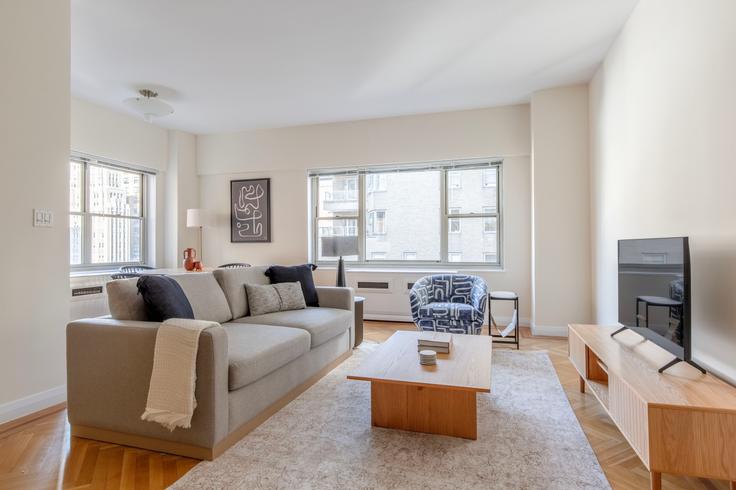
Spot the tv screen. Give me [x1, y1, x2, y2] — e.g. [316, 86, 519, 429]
[618, 237, 690, 360]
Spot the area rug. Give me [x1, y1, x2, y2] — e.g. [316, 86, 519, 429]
[172, 347, 609, 489]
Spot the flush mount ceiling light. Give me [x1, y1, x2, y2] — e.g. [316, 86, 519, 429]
[123, 89, 174, 123]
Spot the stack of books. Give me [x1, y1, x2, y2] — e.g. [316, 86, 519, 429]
[417, 331, 452, 354]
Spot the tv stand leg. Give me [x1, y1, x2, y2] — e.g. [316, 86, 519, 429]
[650, 471, 661, 490]
[610, 326, 628, 338]
[658, 358, 707, 374]
[579, 376, 585, 393]
[658, 358, 681, 373]
[686, 359, 707, 374]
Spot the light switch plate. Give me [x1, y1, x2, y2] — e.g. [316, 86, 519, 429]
[33, 209, 54, 227]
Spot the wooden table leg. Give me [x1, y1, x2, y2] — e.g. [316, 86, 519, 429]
[371, 381, 477, 439]
[650, 471, 661, 490]
[729, 481, 735, 490]
[579, 376, 586, 393]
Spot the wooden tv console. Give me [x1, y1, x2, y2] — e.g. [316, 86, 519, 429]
[568, 324, 736, 490]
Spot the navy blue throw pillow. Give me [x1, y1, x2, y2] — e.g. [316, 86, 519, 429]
[137, 275, 195, 322]
[266, 264, 319, 307]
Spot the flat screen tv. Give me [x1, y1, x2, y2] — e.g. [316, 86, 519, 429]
[615, 237, 704, 373]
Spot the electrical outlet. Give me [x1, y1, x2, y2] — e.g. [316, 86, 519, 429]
[33, 209, 54, 227]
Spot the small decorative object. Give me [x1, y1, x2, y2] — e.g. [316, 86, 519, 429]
[187, 209, 209, 265]
[417, 331, 452, 354]
[193, 260, 203, 272]
[320, 236, 359, 287]
[419, 349, 437, 366]
[231, 178, 271, 243]
[183, 248, 197, 271]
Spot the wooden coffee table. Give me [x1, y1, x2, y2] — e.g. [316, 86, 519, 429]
[347, 331, 492, 439]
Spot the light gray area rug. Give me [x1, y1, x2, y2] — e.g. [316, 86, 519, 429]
[173, 347, 609, 489]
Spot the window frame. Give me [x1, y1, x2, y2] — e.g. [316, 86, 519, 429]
[309, 159, 503, 269]
[70, 156, 148, 272]
[448, 207, 461, 234]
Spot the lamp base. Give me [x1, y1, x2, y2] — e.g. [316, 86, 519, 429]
[336, 256, 346, 287]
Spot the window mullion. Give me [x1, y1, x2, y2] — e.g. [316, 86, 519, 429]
[358, 173, 365, 262]
[83, 162, 91, 266]
[440, 169, 448, 263]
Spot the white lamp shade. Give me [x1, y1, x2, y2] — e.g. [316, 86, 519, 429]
[187, 209, 207, 228]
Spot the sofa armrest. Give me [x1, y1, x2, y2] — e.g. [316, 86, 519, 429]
[316, 286, 355, 347]
[66, 318, 229, 449]
[315, 286, 354, 311]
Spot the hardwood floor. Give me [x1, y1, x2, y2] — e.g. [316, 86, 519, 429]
[0, 321, 729, 489]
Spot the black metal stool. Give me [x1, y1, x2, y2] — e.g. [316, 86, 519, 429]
[488, 291, 520, 349]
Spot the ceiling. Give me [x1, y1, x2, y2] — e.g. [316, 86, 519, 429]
[71, 0, 638, 134]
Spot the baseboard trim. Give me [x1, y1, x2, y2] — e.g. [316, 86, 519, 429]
[365, 314, 412, 322]
[0, 384, 67, 427]
[531, 324, 569, 337]
[0, 401, 66, 434]
[72, 349, 353, 461]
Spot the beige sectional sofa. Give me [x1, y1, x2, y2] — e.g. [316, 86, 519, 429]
[66, 266, 354, 459]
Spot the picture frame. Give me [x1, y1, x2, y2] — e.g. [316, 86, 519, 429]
[231, 178, 271, 242]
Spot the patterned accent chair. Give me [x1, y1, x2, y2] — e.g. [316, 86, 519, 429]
[409, 274, 487, 335]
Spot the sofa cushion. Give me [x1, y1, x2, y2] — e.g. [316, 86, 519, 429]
[266, 264, 319, 307]
[169, 272, 233, 323]
[136, 275, 195, 322]
[231, 307, 351, 348]
[213, 266, 270, 318]
[106, 277, 147, 321]
[224, 323, 311, 391]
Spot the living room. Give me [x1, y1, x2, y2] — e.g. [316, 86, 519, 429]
[2, 0, 735, 489]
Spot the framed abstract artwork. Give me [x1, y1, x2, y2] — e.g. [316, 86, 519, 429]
[231, 178, 271, 242]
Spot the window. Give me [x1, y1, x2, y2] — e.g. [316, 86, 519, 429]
[366, 174, 387, 192]
[448, 208, 461, 233]
[315, 175, 359, 261]
[70, 157, 148, 269]
[483, 207, 497, 233]
[367, 210, 386, 236]
[482, 168, 497, 188]
[448, 171, 462, 189]
[310, 160, 501, 266]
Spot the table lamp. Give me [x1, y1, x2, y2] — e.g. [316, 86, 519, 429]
[320, 236, 359, 287]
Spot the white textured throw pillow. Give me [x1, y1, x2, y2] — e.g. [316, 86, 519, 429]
[245, 282, 307, 316]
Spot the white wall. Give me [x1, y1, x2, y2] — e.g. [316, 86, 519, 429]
[589, 0, 736, 382]
[198, 105, 532, 321]
[72, 97, 168, 171]
[164, 131, 200, 268]
[0, 0, 70, 421]
[531, 86, 591, 335]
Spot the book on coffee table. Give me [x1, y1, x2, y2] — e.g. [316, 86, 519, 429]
[417, 331, 452, 352]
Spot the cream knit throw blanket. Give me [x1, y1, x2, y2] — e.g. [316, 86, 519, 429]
[141, 318, 218, 431]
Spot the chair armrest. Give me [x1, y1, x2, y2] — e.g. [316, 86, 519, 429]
[315, 286, 354, 311]
[471, 282, 488, 313]
[66, 318, 229, 448]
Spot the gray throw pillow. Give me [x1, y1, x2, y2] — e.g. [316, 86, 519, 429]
[245, 282, 306, 316]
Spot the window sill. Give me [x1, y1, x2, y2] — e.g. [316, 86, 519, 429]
[316, 265, 505, 274]
[70, 269, 120, 278]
